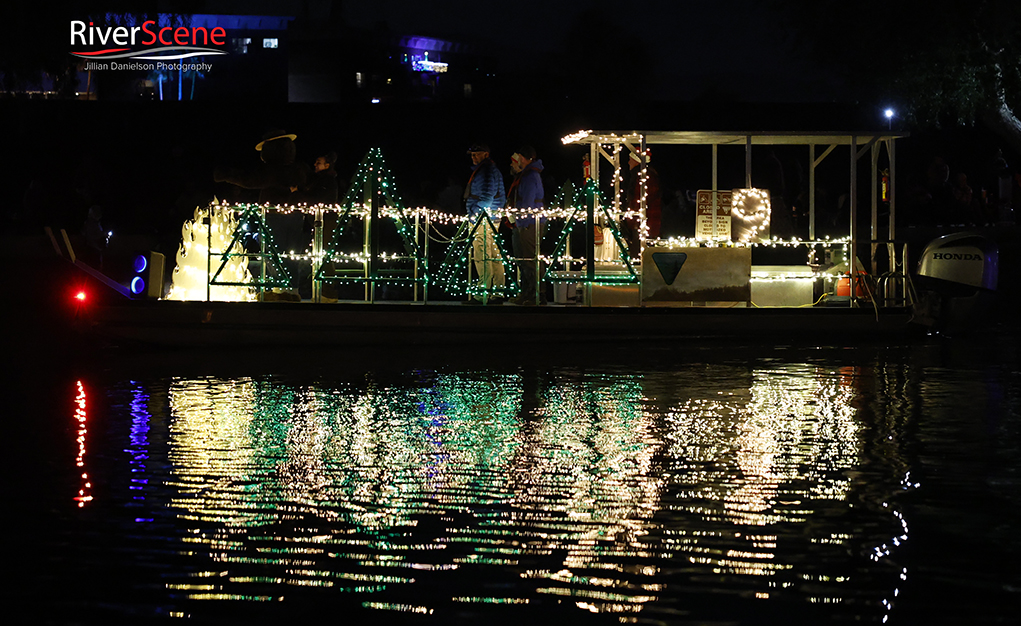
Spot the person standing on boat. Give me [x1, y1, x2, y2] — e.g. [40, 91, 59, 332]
[294, 152, 340, 301]
[214, 130, 310, 301]
[623, 149, 661, 259]
[297, 152, 339, 204]
[507, 146, 546, 306]
[464, 143, 507, 304]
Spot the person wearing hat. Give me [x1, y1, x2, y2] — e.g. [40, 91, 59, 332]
[463, 143, 508, 304]
[506, 146, 547, 305]
[215, 130, 308, 204]
[214, 129, 310, 301]
[293, 151, 340, 301]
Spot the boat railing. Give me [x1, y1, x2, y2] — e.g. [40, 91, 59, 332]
[168, 195, 884, 310]
[868, 239, 914, 307]
[184, 200, 872, 309]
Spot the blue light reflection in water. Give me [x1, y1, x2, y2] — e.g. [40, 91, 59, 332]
[128, 382, 151, 516]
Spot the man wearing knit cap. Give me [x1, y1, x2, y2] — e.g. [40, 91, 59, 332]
[506, 146, 546, 305]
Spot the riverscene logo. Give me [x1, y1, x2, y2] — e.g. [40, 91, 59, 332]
[70, 19, 228, 71]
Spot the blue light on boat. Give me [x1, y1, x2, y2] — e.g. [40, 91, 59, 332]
[130, 276, 146, 295]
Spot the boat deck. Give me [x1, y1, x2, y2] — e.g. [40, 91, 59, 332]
[82, 298, 917, 348]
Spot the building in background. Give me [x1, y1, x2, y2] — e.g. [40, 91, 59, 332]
[289, 25, 497, 103]
[2, 5, 496, 104]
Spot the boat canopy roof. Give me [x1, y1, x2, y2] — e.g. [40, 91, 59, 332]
[561, 129, 909, 254]
[561, 130, 909, 147]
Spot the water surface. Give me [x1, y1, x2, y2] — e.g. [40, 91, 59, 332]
[8, 338, 1019, 625]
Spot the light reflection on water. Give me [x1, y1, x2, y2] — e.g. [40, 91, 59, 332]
[37, 341, 1020, 625]
[99, 363, 887, 622]
[72, 380, 92, 508]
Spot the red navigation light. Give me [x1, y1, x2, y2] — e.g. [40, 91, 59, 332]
[75, 290, 87, 302]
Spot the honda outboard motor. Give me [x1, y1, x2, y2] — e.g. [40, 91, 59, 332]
[912, 232, 998, 333]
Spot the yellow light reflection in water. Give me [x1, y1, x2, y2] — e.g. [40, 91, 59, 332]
[656, 365, 863, 583]
[159, 364, 896, 620]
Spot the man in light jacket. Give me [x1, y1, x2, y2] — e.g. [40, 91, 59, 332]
[464, 143, 507, 304]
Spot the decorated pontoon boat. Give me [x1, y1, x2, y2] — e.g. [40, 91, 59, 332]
[58, 131, 999, 346]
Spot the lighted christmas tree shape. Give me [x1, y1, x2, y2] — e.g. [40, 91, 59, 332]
[166, 201, 257, 301]
[544, 178, 639, 285]
[209, 202, 293, 289]
[433, 208, 518, 298]
[316, 147, 426, 291]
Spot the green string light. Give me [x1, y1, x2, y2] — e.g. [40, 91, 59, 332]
[211, 203, 293, 289]
[434, 208, 519, 298]
[319, 147, 427, 287]
[201, 154, 857, 297]
[543, 178, 640, 285]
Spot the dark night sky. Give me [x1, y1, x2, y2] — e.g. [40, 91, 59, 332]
[225, 0, 844, 102]
[341, 0, 843, 101]
[6, 0, 851, 103]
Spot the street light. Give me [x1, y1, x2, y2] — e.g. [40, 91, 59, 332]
[884, 108, 895, 130]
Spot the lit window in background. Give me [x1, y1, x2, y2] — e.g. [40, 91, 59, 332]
[263, 38, 278, 49]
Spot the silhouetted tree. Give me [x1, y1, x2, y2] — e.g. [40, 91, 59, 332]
[774, 0, 1021, 152]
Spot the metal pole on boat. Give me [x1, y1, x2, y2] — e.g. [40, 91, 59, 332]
[712, 143, 718, 193]
[901, 242, 911, 306]
[745, 135, 752, 189]
[414, 211, 420, 302]
[532, 209, 539, 305]
[871, 142, 879, 276]
[639, 134, 647, 302]
[423, 211, 430, 304]
[363, 175, 372, 303]
[587, 141, 598, 307]
[888, 138, 897, 243]
[612, 143, 621, 231]
[467, 223, 473, 301]
[888, 138, 899, 303]
[260, 205, 267, 300]
[849, 135, 858, 308]
[586, 180, 595, 288]
[370, 182, 379, 304]
[809, 144, 816, 241]
[313, 206, 323, 303]
[484, 213, 493, 305]
[712, 143, 719, 240]
[205, 206, 211, 302]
